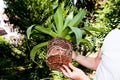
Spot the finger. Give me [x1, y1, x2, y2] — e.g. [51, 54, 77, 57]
[68, 63, 76, 71]
[62, 65, 72, 74]
[60, 67, 70, 78]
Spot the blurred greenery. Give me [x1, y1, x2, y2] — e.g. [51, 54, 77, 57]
[1, 0, 120, 80]
[4, 0, 55, 30]
[0, 36, 51, 80]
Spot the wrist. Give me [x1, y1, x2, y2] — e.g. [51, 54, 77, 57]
[80, 72, 90, 80]
[72, 51, 81, 61]
[82, 75, 90, 80]
[74, 74, 90, 80]
[79, 73, 90, 80]
[72, 51, 78, 60]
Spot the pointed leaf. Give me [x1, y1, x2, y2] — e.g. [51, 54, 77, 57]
[30, 42, 48, 64]
[63, 12, 73, 30]
[68, 9, 87, 27]
[26, 24, 35, 39]
[34, 25, 57, 37]
[69, 26, 82, 45]
[54, 7, 64, 36]
[81, 39, 93, 52]
[61, 28, 70, 37]
[83, 26, 104, 32]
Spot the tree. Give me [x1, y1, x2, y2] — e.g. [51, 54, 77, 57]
[3, 0, 100, 30]
[3, 0, 56, 30]
[93, 0, 120, 29]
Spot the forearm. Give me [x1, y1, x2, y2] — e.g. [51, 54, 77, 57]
[76, 55, 97, 70]
[72, 51, 100, 70]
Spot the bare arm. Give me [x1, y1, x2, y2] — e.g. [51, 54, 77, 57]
[72, 50, 102, 70]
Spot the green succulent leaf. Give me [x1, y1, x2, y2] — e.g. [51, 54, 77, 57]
[54, 7, 64, 36]
[68, 9, 87, 27]
[63, 12, 73, 30]
[83, 26, 104, 32]
[26, 24, 35, 39]
[69, 26, 82, 45]
[34, 25, 57, 37]
[30, 42, 48, 64]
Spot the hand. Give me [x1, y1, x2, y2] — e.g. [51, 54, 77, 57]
[60, 63, 89, 80]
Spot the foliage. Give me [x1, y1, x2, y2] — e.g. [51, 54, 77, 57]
[85, 0, 120, 51]
[0, 37, 51, 80]
[0, 36, 12, 57]
[3, 0, 101, 30]
[72, 0, 97, 12]
[27, 6, 87, 63]
[3, 0, 56, 30]
[27, 5, 104, 80]
[94, 0, 120, 29]
[2, 0, 119, 79]
[3, 0, 77, 79]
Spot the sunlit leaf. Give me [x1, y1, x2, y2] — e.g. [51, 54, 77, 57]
[54, 7, 64, 36]
[26, 24, 35, 39]
[81, 39, 93, 52]
[63, 12, 73, 30]
[12, 48, 26, 56]
[30, 42, 48, 64]
[83, 26, 104, 32]
[68, 9, 87, 27]
[0, 36, 5, 41]
[69, 26, 82, 45]
[34, 25, 57, 37]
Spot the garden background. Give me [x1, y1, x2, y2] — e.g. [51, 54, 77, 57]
[0, 0, 120, 80]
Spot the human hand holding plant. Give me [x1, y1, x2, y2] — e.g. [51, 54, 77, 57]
[60, 63, 90, 80]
